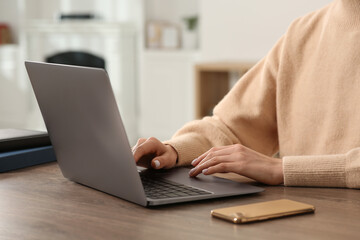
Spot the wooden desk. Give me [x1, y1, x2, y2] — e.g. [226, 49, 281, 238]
[195, 62, 255, 119]
[0, 163, 359, 239]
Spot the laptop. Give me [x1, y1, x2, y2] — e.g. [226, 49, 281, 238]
[25, 61, 263, 207]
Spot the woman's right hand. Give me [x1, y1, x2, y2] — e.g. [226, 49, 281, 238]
[132, 137, 178, 169]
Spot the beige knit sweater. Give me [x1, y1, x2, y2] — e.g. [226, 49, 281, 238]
[165, 0, 360, 188]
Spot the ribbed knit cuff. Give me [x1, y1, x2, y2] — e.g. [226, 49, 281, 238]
[283, 154, 346, 187]
[344, 148, 360, 188]
[163, 133, 211, 167]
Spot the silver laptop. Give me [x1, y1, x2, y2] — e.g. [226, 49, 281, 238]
[25, 61, 263, 207]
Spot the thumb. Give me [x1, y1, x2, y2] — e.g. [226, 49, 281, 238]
[151, 156, 171, 169]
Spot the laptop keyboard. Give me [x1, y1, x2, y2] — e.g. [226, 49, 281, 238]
[140, 174, 212, 199]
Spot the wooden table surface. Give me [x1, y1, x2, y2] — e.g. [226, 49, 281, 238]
[0, 162, 359, 240]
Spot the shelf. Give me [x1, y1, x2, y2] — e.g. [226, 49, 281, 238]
[195, 61, 256, 119]
[143, 49, 200, 58]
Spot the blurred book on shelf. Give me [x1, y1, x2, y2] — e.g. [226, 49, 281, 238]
[146, 20, 181, 49]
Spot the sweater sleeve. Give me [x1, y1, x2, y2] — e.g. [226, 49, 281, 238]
[283, 148, 360, 188]
[164, 37, 284, 166]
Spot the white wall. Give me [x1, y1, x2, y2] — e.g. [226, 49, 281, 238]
[0, 1, 19, 43]
[144, 0, 198, 23]
[199, 0, 333, 61]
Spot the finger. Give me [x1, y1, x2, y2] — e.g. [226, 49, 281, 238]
[194, 145, 237, 167]
[136, 154, 155, 168]
[132, 138, 147, 152]
[189, 155, 230, 177]
[150, 154, 173, 169]
[197, 146, 235, 166]
[191, 146, 230, 166]
[133, 137, 164, 163]
[201, 162, 234, 176]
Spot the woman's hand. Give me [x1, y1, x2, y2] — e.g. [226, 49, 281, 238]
[132, 137, 178, 169]
[189, 144, 283, 185]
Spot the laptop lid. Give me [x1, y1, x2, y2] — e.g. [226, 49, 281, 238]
[25, 61, 147, 206]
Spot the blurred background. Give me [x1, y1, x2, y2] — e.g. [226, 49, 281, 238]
[0, 0, 331, 145]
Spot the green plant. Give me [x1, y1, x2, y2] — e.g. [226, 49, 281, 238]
[183, 16, 198, 31]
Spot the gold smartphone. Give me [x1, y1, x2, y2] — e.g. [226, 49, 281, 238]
[211, 199, 315, 224]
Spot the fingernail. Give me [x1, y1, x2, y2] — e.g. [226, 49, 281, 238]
[154, 160, 160, 169]
[202, 169, 208, 174]
[191, 158, 198, 165]
[189, 167, 196, 175]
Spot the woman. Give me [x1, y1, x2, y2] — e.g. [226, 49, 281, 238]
[133, 0, 360, 188]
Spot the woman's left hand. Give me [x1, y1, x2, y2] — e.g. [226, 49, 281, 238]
[189, 144, 283, 185]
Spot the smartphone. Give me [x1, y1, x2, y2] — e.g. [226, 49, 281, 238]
[211, 199, 315, 224]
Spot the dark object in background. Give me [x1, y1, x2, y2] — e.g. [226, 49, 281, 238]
[60, 13, 95, 20]
[46, 51, 106, 69]
[0, 146, 56, 173]
[0, 129, 55, 172]
[0, 129, 51, 153]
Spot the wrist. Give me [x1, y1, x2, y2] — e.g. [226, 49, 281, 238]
[165, 144, 179, 166]
[272, 157, 284, 185]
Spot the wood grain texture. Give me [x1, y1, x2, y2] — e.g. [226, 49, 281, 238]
[195, 62, 256, 72]
[0, 163, 359, 240]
